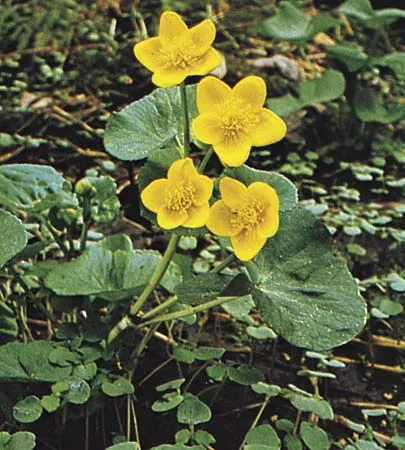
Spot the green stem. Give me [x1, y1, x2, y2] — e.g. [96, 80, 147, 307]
[237, 395, 271, 450]
[40, 216, 69, 257]
[141, 296, 178, 320]
[79, 197, 91, 253]
[180, 82, 190, 156]
[198, 148, 213, 173]
[211, 253, 235, 273]
[106, 234, 180, 345]
[138, 295, 240, 328]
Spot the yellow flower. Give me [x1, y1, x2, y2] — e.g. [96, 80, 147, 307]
[192, 76, 287, 167]
[134, 11, 221, 88]
[141, 158, 213, 229]
[206, 177, 279, 261]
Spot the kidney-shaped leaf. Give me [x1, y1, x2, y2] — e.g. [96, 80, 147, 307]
[45, 235, 182, 299]
[251, 208, 366, 350]
[104, 85, 197, 161]
[0, 209, 27, 269]
[0, 164, 67, 210]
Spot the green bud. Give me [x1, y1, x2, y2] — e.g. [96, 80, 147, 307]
[75, 179, 96, 197]
[57, 208, 80, 225]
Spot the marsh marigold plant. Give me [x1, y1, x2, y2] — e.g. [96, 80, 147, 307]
[192, 76, 287, 167]
[206, 177, 279, 261]
[141, 158, 213, 229]
[134, 11, 221, 88]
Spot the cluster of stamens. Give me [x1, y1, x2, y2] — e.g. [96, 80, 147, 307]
[160, 37, 198, 69]
[165, 181, 196, 212]
[230, 201, 264, 231]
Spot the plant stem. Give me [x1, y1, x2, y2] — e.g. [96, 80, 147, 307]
[130, 396, 141, 448]
[79, 197, 91, 253]
[106, 234, 180, 345]
[198, 147, 213, 173]
[211, 253, 236, 273]
[180, 82, 190, 156]
[141, 296, 178, 320]
[237, 395, 271, 450]
[138, 295, 240, 328]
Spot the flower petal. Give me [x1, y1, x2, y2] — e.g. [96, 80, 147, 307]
[233, 76, 267, 109]
[152, 67, 188, 88]
[189, 19, 216, 55]
[258, 209, 279, 239]
[159, 11, 188, 45]
[250, 108, 287, 147]
[158, 207, 187, 229]
[196, 76, 231, 114]
[189, 48, 222, 76]
[206, 200, 242, 236]
[247, 182, 279, 209]
[183, 203, 210, 228]
[194, 175, 213, 205]
[214, 135, 252, 167]
[141, 179, 169, 213]
[192, 114, 224, 145]
[134, 37, 165, 72]
[167, 158, 198, 183]
[219, 177, 248, 210]
[231, 228, 267, 261]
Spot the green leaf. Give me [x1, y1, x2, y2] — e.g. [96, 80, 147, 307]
[283, 435, 303, 450]
[45, 236, 182, 299]
[176, 429, 192, 445]
[221, 295, 255, 321]
[65, 378, 91, 405]
[290, 394, 334, 420]
[251, 382, 281, 397]
[48, 347, 81, 367]
[251, 208, 366, 350]
[193, 346, 225, 361]
[174, 272, 250, 306]
[73, 362, 98, 381]
[247, 326, 277, 340]
[268, 70, 345, 116]
[379, 299, 403, 316]
[177, 394, 211, 425]
[156, 378, 185, 392]
[5, 432, 36, 450]
[0, 301, 18, 337]
[227, 364, 265, 386]
[102, 378, 134, 397]
[206, 364, 227, 381]
[0, 164, 67, 210]
[224, 165, 297, 212]
[104, 85, 197, 161]
[152, 393, 183, 412]
[105, 443, 140, 450]
[354, 87, 405, 123]
[328, 44, 368, 72]
[0, 209, 27, 269]
[40, 395, 60, 413]
[374, 53, 405, 79]
[391, 435, 405, 449]
[85, 176, 120, 223]
[299, 422, 330, 450]
[339, 0, 374, 21]
[245, 424, 280, 450]
[13, 396, 43, 423]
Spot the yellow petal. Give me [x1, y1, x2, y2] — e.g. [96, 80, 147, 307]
[189, 48, 222, 76]
[250, 108, 287, 147]
[196, 76, 231, 114]
[159, 11, 188, 46]
[192, 114, 224, 144]
[219, 177, 248, 210]
[183, 203, 210, 228]
[214, 135, 252, 167]
[194, 175, 213, 205]
[141, 179, 169, 213]
[189, 19, 216, 55]
[233, 76, 267, 109]
[206, 200, 242, 236]
[152, 67, 188, 88]
[258, 209, 279, 239]
[247, 182, 279, 209]
[167, 158, 197, 183]
[231, 228, 267, 262]
[134, 37, 165, 72]
[157, 207, 187, 229]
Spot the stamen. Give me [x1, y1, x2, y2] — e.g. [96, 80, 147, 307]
[160, 36, 199, 69]
[165, 181, 196, 212]
[230, 201, 264, 230]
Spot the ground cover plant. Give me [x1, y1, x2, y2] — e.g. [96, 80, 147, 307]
[0, 1, 404, 449]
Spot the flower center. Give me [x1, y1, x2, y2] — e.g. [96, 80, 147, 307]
[220, 100, 260, 140]
[165, 181, 196, 212]
[231, 201, 264, 231]
[161, 36, 199, 69]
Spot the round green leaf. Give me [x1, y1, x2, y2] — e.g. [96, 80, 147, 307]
[105, 443, 140, 450]
[156, 378, 185, 392]
[41, 395, 60, 413]
[252, 208, 366, 350]
[290, 394, 334, 420]
[227, 364, 265, 386]
[245, 424, 280, 450]
[104, 85, 197, 161]
[0, 210, 27, 269]
[65, 378, 91, 405]
[283, 435, 303, 450]
[102, 378, 134, 397]
[5, 431, 36, 450]
[299, 422, 330, 450]
[152, 393, 183, 413]
[251, 382, 281, 397]
[13, 396, 43, 423]
[177, 394, 211, 425]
